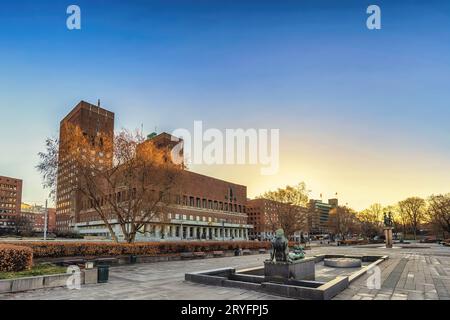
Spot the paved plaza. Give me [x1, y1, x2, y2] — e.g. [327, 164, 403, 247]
[1, 244, 450, 300]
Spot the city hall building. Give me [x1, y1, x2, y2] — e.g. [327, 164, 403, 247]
[56, 101, 252, 241]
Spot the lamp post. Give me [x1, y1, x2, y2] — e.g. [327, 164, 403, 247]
[44, 199, 48, 241]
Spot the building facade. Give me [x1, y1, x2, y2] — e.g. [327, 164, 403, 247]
[56, 101, 114, 233]
[20, 203, 56, 233]
[74, 169, 251, 241]
[56, 101, 252, 240]
[308, 198, 338, 234]
[0, 175, 22, 232]
[246, 198, 308, 241]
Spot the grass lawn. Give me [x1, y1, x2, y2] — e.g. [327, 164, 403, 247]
[0, 263, 67, 280]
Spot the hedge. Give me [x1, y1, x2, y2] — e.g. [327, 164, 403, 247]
[4, 241, 271, 259]
[0, 245, 33, 272]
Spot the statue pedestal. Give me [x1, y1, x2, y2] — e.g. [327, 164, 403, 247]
[384, 227, 394, 248]
[264, 257, 315, 283]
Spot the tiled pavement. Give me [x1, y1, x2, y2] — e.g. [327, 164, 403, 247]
[330, 245, 450, 300]
[1, 244, 450, 300]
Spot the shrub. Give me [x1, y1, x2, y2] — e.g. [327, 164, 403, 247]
[4, 241, 271, 259]
[0, 245, 33, 272]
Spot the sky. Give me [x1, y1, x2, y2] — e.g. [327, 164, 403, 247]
[0, 0, 449, 210]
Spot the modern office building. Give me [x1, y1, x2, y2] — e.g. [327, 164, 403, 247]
[0, 175, 22, 232]
[308, 198, 338, 234]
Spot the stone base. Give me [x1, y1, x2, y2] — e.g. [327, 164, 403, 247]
[324, 258, 362, 268]
[84, 268, 98, 284]
[264, 257, 315, 283]
[384, 227, 393, 248]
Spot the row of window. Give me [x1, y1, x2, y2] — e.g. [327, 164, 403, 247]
[0, 209, 16, 214]
[0, 202, 17, 208]
[168, 213, 246, 225]
[0, 191, 18, 198]
[145, 225, 247, 239]
[0, 183, 18, 190]
[175, 195, 246, 214]
[79, 190, 246, 215]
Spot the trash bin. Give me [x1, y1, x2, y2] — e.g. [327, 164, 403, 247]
[130, 255, 137, 264]
[97, 264, 109, 283]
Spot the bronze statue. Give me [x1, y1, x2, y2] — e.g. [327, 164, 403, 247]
[269, 229, 289, 262]
[383, 211, 393, 227]
[269, 229, 305, 262]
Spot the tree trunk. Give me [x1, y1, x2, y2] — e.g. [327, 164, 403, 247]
[105, 223, 118, 243]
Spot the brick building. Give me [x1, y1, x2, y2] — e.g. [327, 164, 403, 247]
[56, 100, 114, 232]
[0, 175, 22, 232]
[20, 203, 56, 233]
[56, 101, 251, 240]
[75, 168, 250, 241]
[246, 198, 308, 241]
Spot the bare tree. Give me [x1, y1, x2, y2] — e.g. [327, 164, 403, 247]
[37, 123, 183, 243]
[36, 137, 59, 200]
[398, 197, 426, 240]
[328, 206, 359, 240]
[13, 215, 34, 237]
[357, 203, 384, 239]
[258, 182, 310, 238]
[427, 194, 450, 238]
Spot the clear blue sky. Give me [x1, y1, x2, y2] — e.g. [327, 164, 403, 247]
[0, 0, 449, 209]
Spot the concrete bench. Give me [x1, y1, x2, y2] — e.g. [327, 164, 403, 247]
[193, 251, 206, 258]
[95, 257, 118, 266]
[242, 249, 252, 255]
[213, 251, 224, 257]
[61, 258, 85, 267]
[180, 252, 194, 259]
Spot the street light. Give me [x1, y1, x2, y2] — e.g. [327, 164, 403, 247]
[44, 199, 48, 241]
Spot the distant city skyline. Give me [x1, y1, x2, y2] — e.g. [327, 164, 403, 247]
[1, 0, 449, 210]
